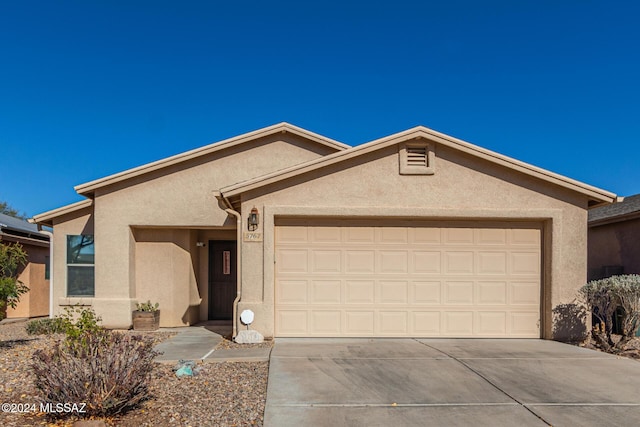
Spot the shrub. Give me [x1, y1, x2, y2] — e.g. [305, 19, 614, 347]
[579, 274, 640, 352]
[31, 330, 159, 418]
[57, 305, 103, 342]
[0, 243, 28, 319]
[25, 317, 66, 335]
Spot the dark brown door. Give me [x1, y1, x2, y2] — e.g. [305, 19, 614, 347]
[208, 240, 237, 320]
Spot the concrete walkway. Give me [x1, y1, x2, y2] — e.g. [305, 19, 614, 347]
[153, 325, 271, 363]
[265, 338, 640, 427]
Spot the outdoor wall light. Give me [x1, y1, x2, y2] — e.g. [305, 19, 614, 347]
[248, 207, 259, 231]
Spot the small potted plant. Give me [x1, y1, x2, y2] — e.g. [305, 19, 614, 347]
[132, 300, 160, 331]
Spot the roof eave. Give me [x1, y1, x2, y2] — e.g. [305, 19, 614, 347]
[32, 199, 94, 227]
[589, 210, 640, 227]
[0, 232, 50, 247]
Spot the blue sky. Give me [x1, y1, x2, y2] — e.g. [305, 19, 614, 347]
[1, 1, 639, 217]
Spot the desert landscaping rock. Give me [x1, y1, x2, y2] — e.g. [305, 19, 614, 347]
[0, 320, 268, 426]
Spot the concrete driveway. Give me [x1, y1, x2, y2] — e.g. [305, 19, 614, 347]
[264, 339, 640, 426]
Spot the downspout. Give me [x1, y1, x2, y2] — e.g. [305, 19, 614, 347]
[39, 230, 54, 319]
[214, 191, 242, 340]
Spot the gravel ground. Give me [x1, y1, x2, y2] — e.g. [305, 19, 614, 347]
[0, 320, 269, 427]
[216, 334, 274, 350]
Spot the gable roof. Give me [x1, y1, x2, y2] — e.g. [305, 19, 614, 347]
[589, 194, 640, 226]
[31, 199, 93, 228]
[219, 125, 617, 207]
[74, 122, 349, 197]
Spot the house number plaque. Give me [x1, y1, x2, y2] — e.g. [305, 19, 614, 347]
[243, 232, 263, 242]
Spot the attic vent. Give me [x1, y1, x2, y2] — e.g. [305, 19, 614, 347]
[399, 141, 435, 175]
[406, 146, 428, 167]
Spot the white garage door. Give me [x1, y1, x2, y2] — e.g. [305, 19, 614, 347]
[275, 220, 541, 338]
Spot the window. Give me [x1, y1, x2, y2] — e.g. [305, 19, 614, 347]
[44, 256, 50, 280]
[67, 235, 94, 297]
[399, 141, 435, 175]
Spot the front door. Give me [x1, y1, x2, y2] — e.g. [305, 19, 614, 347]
[208, 240, 237, 320]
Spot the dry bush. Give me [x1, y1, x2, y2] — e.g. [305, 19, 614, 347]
[31, 330, 159, 418]
[580, 274, 640, 353]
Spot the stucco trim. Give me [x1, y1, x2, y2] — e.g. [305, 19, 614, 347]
[221, 126, 616, 205]
[32, 199, 93, 226]
[74, 123, 349, 196]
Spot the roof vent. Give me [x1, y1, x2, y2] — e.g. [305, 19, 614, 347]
[406, 146, 428, 167]
[399, 141, 434, 175]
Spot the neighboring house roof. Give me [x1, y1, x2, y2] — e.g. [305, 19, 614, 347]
[0, 212, 49, 246]
[74, 122, 349, 197]
[31, 199, 93, 228]
[589, 193, 640, 226]
[219, 125, 617, 207]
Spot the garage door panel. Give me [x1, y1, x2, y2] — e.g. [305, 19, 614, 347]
[345, 251, 375, 273]
[444, 281, 474, 305]
[277, 311, 308, 335]
[380, 227, 409, 243]
[277, 226, 308, 242]
[412, 228, 441, 244]
[310, 280, 341, 304]
[511, 252, 541, 275]
[379, 281, 408, 304]
[511, 228, 540, 245]
[477, 311, 508, 335]
[443, 311, 474, 335]
[478, 228, 508, 244]
[477, 252, 507, 274]
[412, 311, 441, 334]
[412, 281, 442, 304]
[346, 227, 375, 243]
[311, 250, 341, 273]
[345, 280, 375, 304]
[511, 282, 540, 305]
[311, 311, 341, 334]
[278, 249, 308, 273]
[277, 280, 307, 304]
[444, 252, 474, 274]
[345, 311, 375, 335]
[379, 311, 408, 334]
[477, 281, 507, 305]
[444, 228, 474, 244]
[275, 222, 541, 338]
[510, 312, 540, 334]
[413, 251, 441, 274]
[379, 251, 409, 273]
[310, 226, 341, 243]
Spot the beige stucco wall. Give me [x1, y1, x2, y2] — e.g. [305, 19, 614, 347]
[237, 144, 590, 341]
[50, 206, 109, 320]
[6, 243, 50, 318]
[51, 134, 335, 328]
[133, 228, 200, 326]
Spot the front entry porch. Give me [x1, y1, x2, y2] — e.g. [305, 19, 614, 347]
[132, 227, 237, 327]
